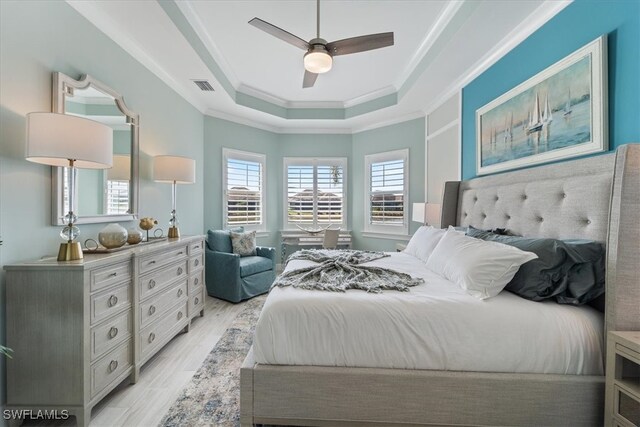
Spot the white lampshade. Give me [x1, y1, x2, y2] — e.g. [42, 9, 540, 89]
[304, 50, 333, 74]
[107, 154, 131, 181]
[25, 112, 113, 169]
[153, 155, 196, 184]
[412, 202, 441, 226]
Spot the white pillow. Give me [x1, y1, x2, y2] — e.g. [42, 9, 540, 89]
[403, 226, 447, 262]
[426, 227, 538, 299]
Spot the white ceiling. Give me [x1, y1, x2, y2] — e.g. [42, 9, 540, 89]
[183, 0, 448, 102]
[66, 0, 570, 133]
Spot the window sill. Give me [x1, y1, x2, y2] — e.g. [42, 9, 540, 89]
[361, 232, 411, 241]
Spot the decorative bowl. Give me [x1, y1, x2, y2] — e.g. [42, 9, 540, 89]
[126, 228, 143, 245]
[98, 224, 128, 249]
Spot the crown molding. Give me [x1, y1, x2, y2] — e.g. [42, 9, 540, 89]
[175, 0, 241, 89]
[66, 0, 208, 114]
[342, 85, 398, 108]
[393, 0, 465, 89]
[351, 110, 425, 134]
[418, 0, 572, 117]
[205, 109, 280, 133]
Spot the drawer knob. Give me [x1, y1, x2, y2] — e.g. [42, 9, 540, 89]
[108, 327, 118, 339]
[178, 251, 184, 255]
[193, 245, 200, 250]
[108, 295, 118, 307]
[149, 305, 156, 316]
[109, 360, 118, 372]
[177, 289, 183, 298]
[194, 297, 199, 305]
[194, 278, 199, 286]
[177, 267, 183, 275]
[194, 259, 200, 266]
[148, 279, 156, 289]
[148, 332, 155, 343]
[148, 260, 156, 265]
[108, 272, 118, 277]
[177, 311, 183, 320]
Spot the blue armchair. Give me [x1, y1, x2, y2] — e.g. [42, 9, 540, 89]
[205, 228, 276, 303]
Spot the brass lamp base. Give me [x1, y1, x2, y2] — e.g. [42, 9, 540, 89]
[168, 226, 180, 238]
[58, 241, 83, 261]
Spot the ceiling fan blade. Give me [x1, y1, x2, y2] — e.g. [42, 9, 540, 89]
[248, 18, 310, 51]
[303, 70, 318, 88]
[326, 32, 394, 56]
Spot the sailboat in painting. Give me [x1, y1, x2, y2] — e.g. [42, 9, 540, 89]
[542, 93, 553, 125]
[526, 92, 543, 134]
[563, 89, 572, 117]
[503, 113, 513, 145]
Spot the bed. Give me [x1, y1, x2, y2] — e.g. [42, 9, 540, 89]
[241, 144, 640, 427]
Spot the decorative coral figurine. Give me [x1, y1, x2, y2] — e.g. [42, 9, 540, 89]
[139, 217, 158, 241]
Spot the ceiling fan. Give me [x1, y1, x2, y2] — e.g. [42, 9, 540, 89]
[248, 0, 394, 88]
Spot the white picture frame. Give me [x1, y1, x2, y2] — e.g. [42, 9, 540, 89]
[476, 35, 608, 176]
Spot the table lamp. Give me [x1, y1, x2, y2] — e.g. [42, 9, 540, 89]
[411, 202, 442, 227]
[153, 155, 196, 238]
[26, 112, 113, 261]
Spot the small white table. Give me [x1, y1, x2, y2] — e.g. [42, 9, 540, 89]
[280, 230, 352, 261]
[605, 331, 640, 427]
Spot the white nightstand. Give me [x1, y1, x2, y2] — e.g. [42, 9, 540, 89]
[605, 331, 640, 427]
[395, 243, 407, 252]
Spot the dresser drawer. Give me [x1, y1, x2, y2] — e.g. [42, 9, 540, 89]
[91, 282, 132, 325]
[139, 260, 188, 300]
[140, 302, 188, 359]
[91, 310, 132, 361]
[189, 252, 204, 272]
[138, 245, 188, 275]
[90, 340, 132, 398]
[90, 261, 131, 293]
[189, 285, 205, 316]
[189, 269, 204, 293]
[140, 279, 188, 328]
[189, 240, 204, 255]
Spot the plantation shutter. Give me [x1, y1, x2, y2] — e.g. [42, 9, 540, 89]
[226, 158, 262, 225]
[369, 159, 405, 225]
[287, 165, 314, 224]
[106, 180, 129, 214]
[316, 165, 343, 223]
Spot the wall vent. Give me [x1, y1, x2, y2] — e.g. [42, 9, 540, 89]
[192, 80, 214, 91]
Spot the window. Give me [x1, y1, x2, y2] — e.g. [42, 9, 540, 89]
[284, 158, 347, 228]
[223, 148, 266, 231]
[364, 149, 409, 235]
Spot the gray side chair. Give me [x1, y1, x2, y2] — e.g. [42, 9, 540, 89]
[205, 228, 276, 303]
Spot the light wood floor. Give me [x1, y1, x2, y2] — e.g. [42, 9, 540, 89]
[22, 295, 247, 427]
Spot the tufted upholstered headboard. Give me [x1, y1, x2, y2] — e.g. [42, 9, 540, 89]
[441, 144, 640, 336]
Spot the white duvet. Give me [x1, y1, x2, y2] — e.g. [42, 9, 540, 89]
[253, 252, 604, 375]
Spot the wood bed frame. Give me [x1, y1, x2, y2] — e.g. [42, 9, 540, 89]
[241, 144, 640, 427]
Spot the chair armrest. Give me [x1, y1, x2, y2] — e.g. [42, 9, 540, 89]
[256, 246, 276, 270]
[206, 247, 240, 276]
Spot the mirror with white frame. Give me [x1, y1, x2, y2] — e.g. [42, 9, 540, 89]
[51, 72, 139, 225]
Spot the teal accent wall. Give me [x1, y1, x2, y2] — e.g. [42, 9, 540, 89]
[352, 118, 426, 251]
[461, 0, 640, 179]
[0, 0, 204, 407]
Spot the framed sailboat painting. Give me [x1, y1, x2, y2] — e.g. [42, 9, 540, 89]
[476, 35, 608, 175]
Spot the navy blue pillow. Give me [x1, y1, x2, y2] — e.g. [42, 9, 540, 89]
[466, 226, 605, 305]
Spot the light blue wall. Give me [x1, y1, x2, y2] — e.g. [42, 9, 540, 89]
[0, 0, 204, 408]
[352, 118, 426, 251]
[203, 117, 280, 250]
[203, 117, 354, 259]
[461, 0, 640, 179]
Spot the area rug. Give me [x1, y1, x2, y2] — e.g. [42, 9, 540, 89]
[159, 296, 266, 427]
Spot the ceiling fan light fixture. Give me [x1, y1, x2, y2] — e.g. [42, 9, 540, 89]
[304, 49, 332, 74]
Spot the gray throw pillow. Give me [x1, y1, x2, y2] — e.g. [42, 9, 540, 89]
[229, 230, 257, 257]
[466, 226, 605, 305]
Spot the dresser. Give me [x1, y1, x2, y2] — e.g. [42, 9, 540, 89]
[3, 236, 205, 427]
